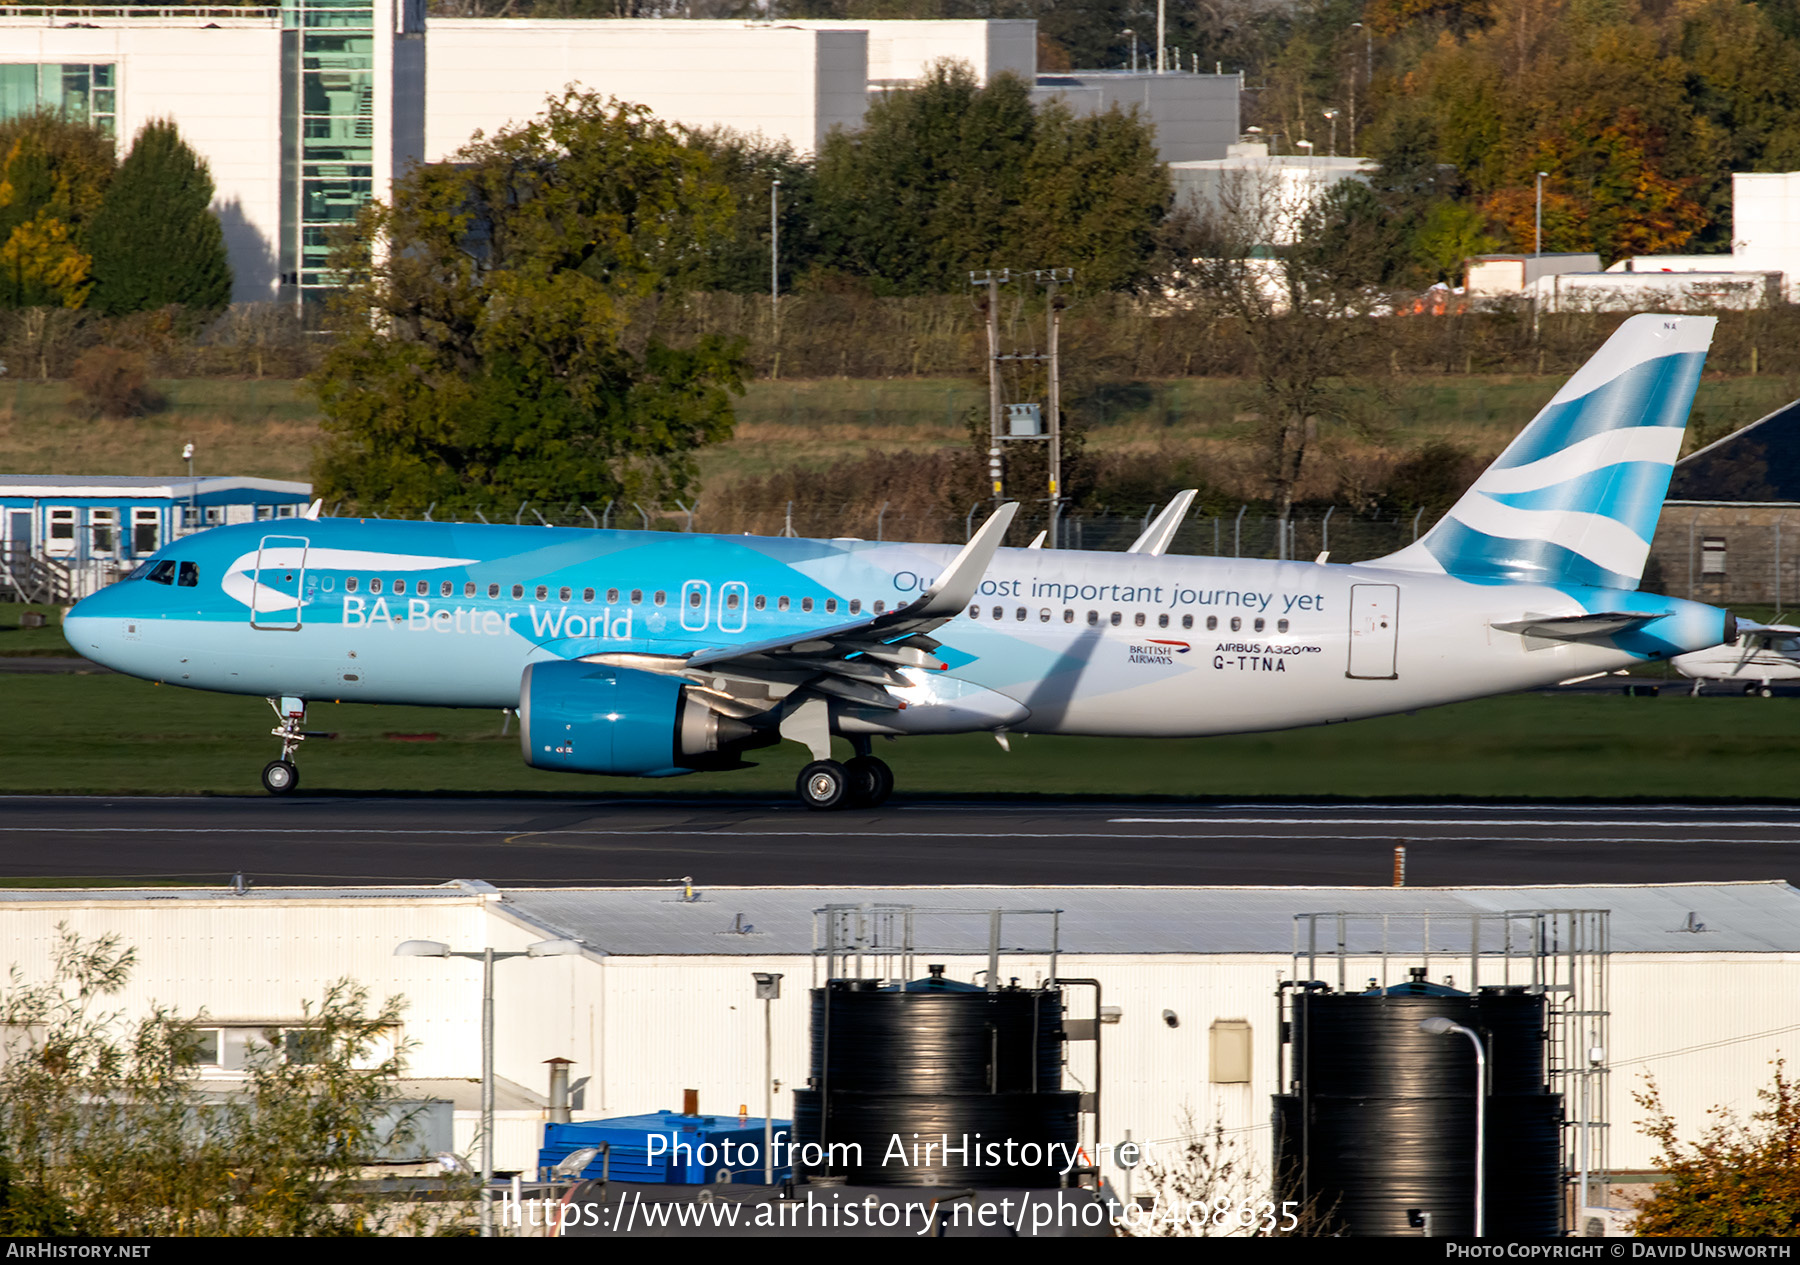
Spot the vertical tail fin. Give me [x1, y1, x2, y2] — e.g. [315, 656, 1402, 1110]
[1370, 313, 1715, 590]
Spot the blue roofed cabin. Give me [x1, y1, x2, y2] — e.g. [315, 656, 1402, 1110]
[0, 476, 312, 602]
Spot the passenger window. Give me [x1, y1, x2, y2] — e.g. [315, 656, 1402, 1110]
[689, 590, 703, 608]
[801, 597, 814, 613]
[559, 586, 572, 602]
[778, 596, 790, 611]
[371, 579, 384, 594]
[1063, 609, 1074, 624]
[1182, 615, 1193, 630]
[1134, 612, 1145, 627]
[1087, 611, 1098, 626]
[1206, 616, 1218, 631]
[1039, 609, 1050, 623]
[849, 599, 861, 615]
[728, 592, 742, 610]
[1230, 617, 1242, 632]
[991, 606, 1003, 620]
[873, 600, 886, 614]
[512, 584, 524, 599]
[345, 576, 359, 594]
[464, 582, 476, 597]
[535, 585, 548, 601]
[440, 581, 453, 597]
[393, 578, 405, 593]
[488, 583, 500, 599]
[1015, 607, 1026, 622]
[583, 588, 595, 603]
[1110, 612, 1122, 626]
[630, 590, 643, 604]
[607, 589, 620, 604]
[653, 591, 666, 606]
[177, 562, 199, 587]
[1254, 618, 1265, 633]
[969, 605, 980, 619]
[754, 595, 766, 610]
[1158, 614, 1169, 628]
[1277, 618, 1289, 633]
[825, 599, 837, 614]
[147, 560, 176, 585]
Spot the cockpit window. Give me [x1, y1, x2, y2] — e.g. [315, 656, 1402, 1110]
[146, 560, 177, 586]
[177, 561, 200, 587]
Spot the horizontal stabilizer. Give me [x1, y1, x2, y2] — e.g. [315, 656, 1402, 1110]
[1491, 611, 1670, 642]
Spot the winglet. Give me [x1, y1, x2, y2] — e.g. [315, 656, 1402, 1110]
[912, 503, 1019, 618]
[303, 499, 323, 520]
[1127, 490, 1197, 556]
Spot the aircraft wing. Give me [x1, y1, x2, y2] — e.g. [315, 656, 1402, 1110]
[1491, 611, 1672, 642]
[587, 504, 1018, 715]
[1126, 490, 1197, 557]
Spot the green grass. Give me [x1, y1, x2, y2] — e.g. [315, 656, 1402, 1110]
[3, 673, 1797, 799]
[0, 603, 75, 654]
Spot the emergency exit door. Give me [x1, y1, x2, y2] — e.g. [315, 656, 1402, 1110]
[1347, 584, 1400, 679]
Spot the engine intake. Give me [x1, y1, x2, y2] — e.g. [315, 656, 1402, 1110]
[519, 660, 755, 777]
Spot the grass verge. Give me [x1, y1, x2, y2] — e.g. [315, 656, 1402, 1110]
[2, 673, 1796, 800]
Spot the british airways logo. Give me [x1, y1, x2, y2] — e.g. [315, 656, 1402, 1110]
[1145, 639, 1192, 653]
[1128, 640, 1189, 666]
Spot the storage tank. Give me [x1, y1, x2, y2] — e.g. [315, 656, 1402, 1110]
[790, 967, 1081, 1187]
[1274, 971, 1563, 1236]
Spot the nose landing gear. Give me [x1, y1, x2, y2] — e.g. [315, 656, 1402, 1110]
[262, 696, 313, 795]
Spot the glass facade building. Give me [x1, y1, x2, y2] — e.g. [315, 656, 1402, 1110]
[282, 0, 376, 303]
[0, 63, 117, 135]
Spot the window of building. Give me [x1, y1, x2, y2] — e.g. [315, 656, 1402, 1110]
[0, 64, 117, 135]
[1702, 537, 1727, 575]
[290, 0, 376, 300]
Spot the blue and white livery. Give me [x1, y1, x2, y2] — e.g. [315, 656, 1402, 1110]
[64, 314, 1736, 807]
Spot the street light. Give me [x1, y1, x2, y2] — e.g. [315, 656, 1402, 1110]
[1322, 108, 1340, 158]
[770, 177, 780, 317]
[1419, 1016, 1486, 1237]
[752, 972, 783, 1184]
[395, 937, 585, 1237]
[1121, 27, 1138, 73]
[1535, 171, 1549, 256]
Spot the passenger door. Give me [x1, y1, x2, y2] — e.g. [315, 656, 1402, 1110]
[251, 534, 309, 631]
[1347, 583, 1400, 679]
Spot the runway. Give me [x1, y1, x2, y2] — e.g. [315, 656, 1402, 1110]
[1, 796, 1797, 888]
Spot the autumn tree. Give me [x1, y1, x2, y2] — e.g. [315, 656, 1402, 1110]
[0, 114, 114, 310]
[311, 91, 747, 516]
[1631, 1061, 1800, 1236]
[86, 119, 232, 316]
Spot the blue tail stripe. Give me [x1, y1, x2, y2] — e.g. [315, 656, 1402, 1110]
[1492, 351, 1704, 470]
[1477, 460, 1673, 542]
[1423, 519, 1639, 589]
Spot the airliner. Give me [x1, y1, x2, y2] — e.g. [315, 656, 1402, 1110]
[64, 314, 1734, 809]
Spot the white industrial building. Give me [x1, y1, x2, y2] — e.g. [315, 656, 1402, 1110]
[1169, 141, 1375, 244]
[0, 8, 1239, 307]
[2, 877, 1795, 1219]
[1604, 170, 1800, 303]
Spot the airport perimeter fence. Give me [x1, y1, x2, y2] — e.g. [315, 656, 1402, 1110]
[386, 500, 1442, 565]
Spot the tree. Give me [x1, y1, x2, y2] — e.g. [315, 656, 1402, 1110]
[1632, 1061, 1800, 1236]
[0, 924, 454, 1236]
[0, 115, 115, 310]
[86, 119, 232, 317]
[812, 60, 1169, 294]
[1175, 168, 1385, 525]
[312, 91, 747, 516]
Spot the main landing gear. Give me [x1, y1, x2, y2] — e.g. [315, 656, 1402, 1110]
[795, 750, 895, 811]
[262, 696, 313, 795]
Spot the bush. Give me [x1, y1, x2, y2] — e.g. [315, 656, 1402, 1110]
[67, 346, 160, 418]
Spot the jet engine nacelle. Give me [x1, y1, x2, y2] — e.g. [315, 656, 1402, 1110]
[519, 660, 753, 777]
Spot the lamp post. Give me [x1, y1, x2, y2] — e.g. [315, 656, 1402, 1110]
[752, 972, 783, 1184]
[1122, 28, 1138, 72]
[1419, 1017, 1486, 1237]
[1322, 108, 1340, 158]
[770, 178, 780, 316]
[182, 443, 195, 532]
[1535, 171, 1548, 256]
[396, 937, 585, 1237]
[1156, 0, 1166, 72]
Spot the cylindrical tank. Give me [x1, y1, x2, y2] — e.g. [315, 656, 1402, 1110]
[1274, 976, 1562, 1237]
[791, 970, 1081, 1187]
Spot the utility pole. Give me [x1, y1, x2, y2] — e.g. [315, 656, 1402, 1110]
[970, 268, 1072, 547]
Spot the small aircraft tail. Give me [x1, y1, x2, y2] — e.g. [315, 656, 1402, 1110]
[1370, 313, 1715, 590]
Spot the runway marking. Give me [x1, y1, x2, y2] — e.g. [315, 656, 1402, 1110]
[0, 827, 1792, 845]
[1108, 817, 1799, 827]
